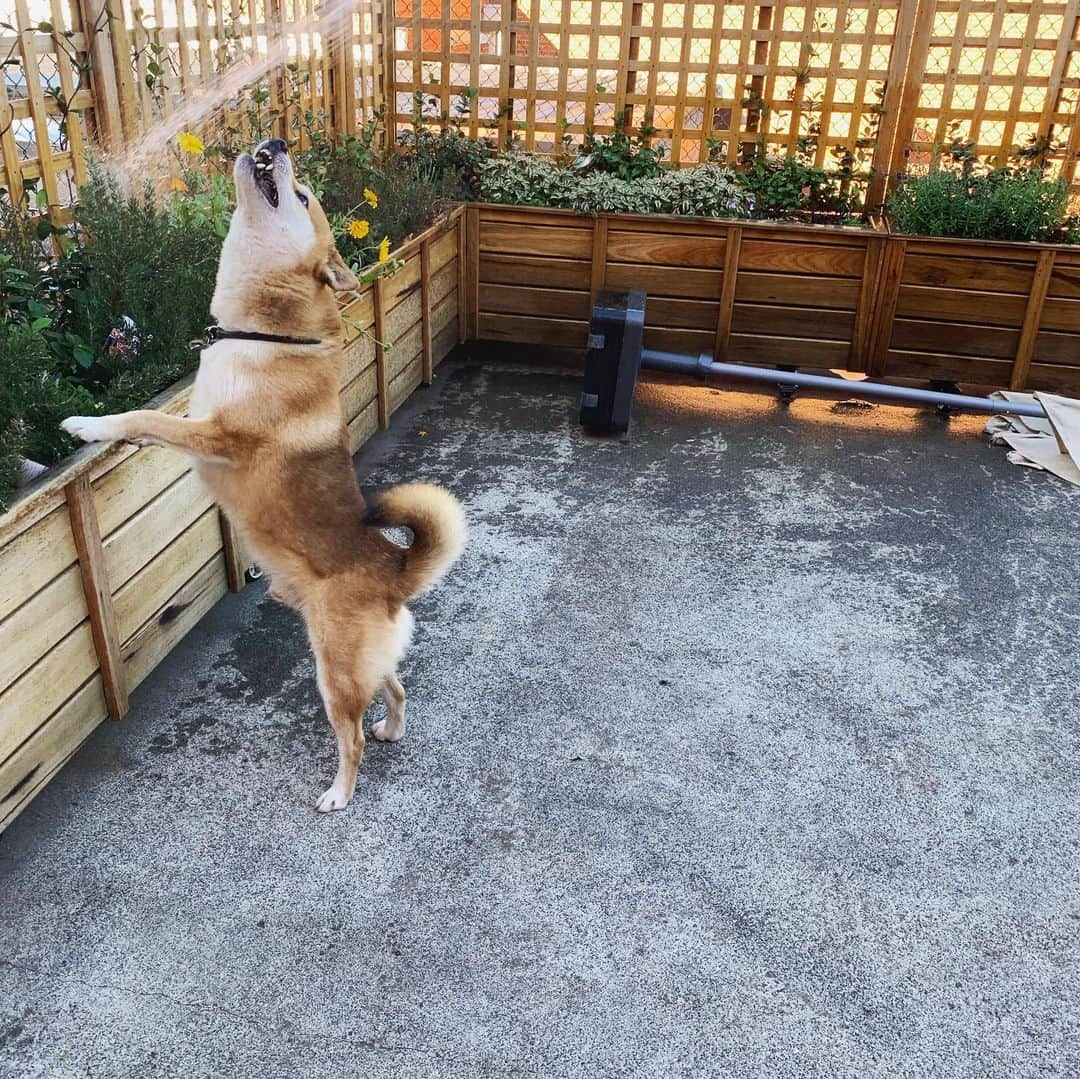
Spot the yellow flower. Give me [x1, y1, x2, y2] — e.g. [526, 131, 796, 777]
[177, 132, 204, 155]
[347, 218, 370, 240]
[378, 236, 390, 262]
[169, 176, 188, 193]
[363, 187, 378, 209]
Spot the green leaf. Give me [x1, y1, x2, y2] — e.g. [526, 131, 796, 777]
[73, 347, 94, 368]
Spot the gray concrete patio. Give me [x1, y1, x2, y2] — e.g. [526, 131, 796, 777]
[2, 356, 1078, 1078]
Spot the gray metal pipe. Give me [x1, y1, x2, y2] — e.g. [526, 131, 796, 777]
[639, 349, 1048, 419]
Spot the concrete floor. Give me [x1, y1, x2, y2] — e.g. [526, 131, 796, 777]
[2, 357, 1079, 1078]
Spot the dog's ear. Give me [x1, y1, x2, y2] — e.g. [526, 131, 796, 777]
[321, 248, 359, 292]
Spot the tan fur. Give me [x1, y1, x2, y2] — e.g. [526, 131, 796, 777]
[62, 140, 467, 813]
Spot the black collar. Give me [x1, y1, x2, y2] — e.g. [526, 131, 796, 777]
[190, 325, 325, 350]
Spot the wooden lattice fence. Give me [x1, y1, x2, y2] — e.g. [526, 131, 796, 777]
[0, 0, 388, 207]
[3, 1, 1080, 211]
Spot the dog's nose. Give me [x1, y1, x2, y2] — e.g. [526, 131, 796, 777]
[267, 138, 288, 155]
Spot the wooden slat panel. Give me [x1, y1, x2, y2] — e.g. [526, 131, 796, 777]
[643, 327, 716, 356]
[0, 676, 107, 832]
[733, 304, 856, 342]
[389, 357, 424, 415]
[1026, 364, 1080, 394]
[102, 470, 213, 592]
[482, 284, 591, 321]
[432, 293, 458, 347]
[92, 446, 190, 538]
[894, 286, 1027, 327]
[0, 622, 98, 767]
[647, 297, 721, 332]
[348, 400, 380, 453]
[607, 230, 726, 269]
[890, 319, 1019, 360]
[430, 227, 459, 273]
[1034, 331, 1080, 366]
[1038, 297, 1080, 333]
[342, 333, 377, 386]
[736, 273, 861, 310]
[384, 291, 423, 344]
[341, 289, 375, 337]
[1047, 263, 1080, 299]
[113, 508, 222, 644]
[66, 473, 128, 720]
[431, 263, 458, 306]
[382, 253, 423, 312]
[884, 350, 1014, 385]
[342, 362, 379, 423]
[123, 554, 227, 691]
[479, 221, 592, 259]
[433, 318, 459, 367]
[604, 262, 723, 301]
[479, 253, 592, 291]
[0, 506, 77, 623]
[738, 239, 866, 277]
[388, 329, 423, 384]
[728, 334, 851, 368]
[478, 313, 589, 348]
[0, 566, 85, 696]
[902, 254, 1034, 295]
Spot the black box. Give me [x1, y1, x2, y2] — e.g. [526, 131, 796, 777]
[579, 290, 646, 434]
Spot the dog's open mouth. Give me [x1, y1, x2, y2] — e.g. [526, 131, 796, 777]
[254, 146, 279, 208]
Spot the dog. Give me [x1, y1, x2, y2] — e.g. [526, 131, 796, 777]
[62, 138, 467, 812]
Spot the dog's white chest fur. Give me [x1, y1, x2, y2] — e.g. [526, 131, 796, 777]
[189, 342, 262, 418]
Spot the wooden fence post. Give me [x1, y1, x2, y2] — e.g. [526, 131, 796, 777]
[373, 276, 389, 429]
[420, 237, 434, 383]
[713, 226, 742, 361]
[465, 205, 480, 341]
[75, 0, 124, 150]
[457, 209, 468, 344]
[875, 0, 936, 210]
[1010, 250, 1056, 390]
[218, 511, 248, 593]
[866, 0, 927, 213]
[64, 474, 129, 720]
[590, 217, 609, 303]
[381, 0, 397, 145]
[850, 233, 887, 371]
[866, 237, 907, 377]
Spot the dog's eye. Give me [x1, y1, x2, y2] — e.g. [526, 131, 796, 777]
[296, 190, 309, 208]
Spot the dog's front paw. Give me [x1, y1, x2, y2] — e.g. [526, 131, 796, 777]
[61, 415, 124, 444]
[315, 785, 352, 813]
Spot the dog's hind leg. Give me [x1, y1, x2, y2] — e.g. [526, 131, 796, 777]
[312, 646, 374, 813]
[372, 673, 406, 743]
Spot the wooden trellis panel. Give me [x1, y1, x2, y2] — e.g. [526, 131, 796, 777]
[1, 0, 387, 209]
[0, 0, 94, 208]
[888, 0, 1080, 193]
[390, 0, 901, 171]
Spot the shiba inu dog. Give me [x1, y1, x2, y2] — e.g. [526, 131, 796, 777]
[62, 138, 467, 812]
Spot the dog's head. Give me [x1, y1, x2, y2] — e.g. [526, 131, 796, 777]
[211, 138, 358, 340]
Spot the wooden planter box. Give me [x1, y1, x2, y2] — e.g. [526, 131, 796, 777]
[0, 209, 464, 831]
[463, 204, 1080, 396]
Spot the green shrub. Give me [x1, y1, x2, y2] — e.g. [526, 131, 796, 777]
[736, 153, 860, 222]
[62, 170, 220, 411]
[887, 167, 1072, 243]
[395, 91, 494, 200]
[477, 154, 751, 218]
[571, 120, 666, 181]
[0, 321, 94, 509]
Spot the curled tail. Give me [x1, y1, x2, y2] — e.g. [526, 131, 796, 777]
[363, 482, 467, 598]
